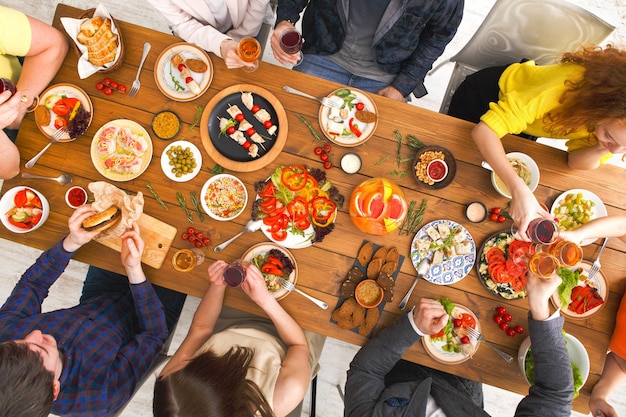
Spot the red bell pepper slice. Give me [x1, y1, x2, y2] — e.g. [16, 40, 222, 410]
[348, 118, 362, 137]
[261, 262, 285, 276]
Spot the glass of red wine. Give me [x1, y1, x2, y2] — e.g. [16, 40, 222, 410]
[0, 78, 17, 97]
[511, 218, 559, 245]
[222, 260, 248, 287]
[279, 30, 303, 66]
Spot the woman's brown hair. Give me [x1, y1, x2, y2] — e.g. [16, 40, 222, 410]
[153, 346, 275, 417]
[544, 45, 626, 137]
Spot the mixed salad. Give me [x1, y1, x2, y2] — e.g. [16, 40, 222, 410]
[4, 188, 44, 230]
[553, 192, 596, 230]
[251, 248, 295, 292]
[429, 298, 477, 355]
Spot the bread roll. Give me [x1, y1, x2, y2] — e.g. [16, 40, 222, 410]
[77, 17, 118, 67]
[79, 16, 104, 37]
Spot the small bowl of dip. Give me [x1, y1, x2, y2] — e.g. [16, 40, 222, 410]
[340, 152, 362, 174]
[465, 201, 487, 223]
[355, 279, 384, 309]
[152, 110, 181, 140]
[426, 159, 448, 183]
[65, 186, 88, 209]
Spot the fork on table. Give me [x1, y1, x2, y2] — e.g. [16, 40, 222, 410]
[282, 86, 344, 108]
[588, 237, 609, 280]
[465, 326, 513, 363]
[277, 276, 328, 309]
[25, 127, 66, 169]
[127, 42, 152, 98]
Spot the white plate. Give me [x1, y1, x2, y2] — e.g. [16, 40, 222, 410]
[35, 83, 93, 141]
[491, 152, 540, 198]
[551, 260, 608, 318]
[90, 119, 153, 182]
[160, 140, 202, 182]
[318, 87, 377, 147]
[410, 219, 476, 285]
[422, 304, 481, 364]
[241, 242, 298, 300]
[154, 42, 213, 102]
[0, 187, 50, 233]
[200, 174, 248, 221]
[551, 189, 607, 246]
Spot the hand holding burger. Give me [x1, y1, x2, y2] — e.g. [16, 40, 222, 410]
[81, 205, 122, 233]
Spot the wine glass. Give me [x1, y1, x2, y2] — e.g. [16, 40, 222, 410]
[279, 29, 303, 66]
[511, 218, 559, 245]
[222, 259, 249, 287]
[237, 37, 261, 72]
[172, 248, 205, 272]
[536, 239, 583, 268]
[527, 252, 560, 278]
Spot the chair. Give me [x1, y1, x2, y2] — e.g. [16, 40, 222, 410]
[432, 0, 615, 114]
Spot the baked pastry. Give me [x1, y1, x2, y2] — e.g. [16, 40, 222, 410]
[366, 258, 383, 279]
[77, 17, 118, 67]
[380, 261, 397, 275]
[372, 246, 388, 260]
[358, 307, 380, 336]
[385, 247, 399, 264]
[357, 241, 373, 266]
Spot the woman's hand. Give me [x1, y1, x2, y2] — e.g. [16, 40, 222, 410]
[206, 260, 228, 286]
[413, 298, 449, 335]
[62, 204, 100, 252]
[241, 263, 273, 306]
[220, 39, 255, 70]
[0, 90, 23, 130]
[509, 185, 552, 241]
[270, 21, 300, 66]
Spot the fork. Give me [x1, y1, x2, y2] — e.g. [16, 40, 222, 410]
[465, 326, 513, 363]
[282, 86, 343, 108]
[588, 237, 609, 280]
[277, 277, 328, 309]
[25, 127, 66, 169]
[127, 42, 152, 98]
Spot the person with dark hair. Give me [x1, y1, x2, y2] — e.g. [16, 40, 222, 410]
[448, 46, 626, 240]
[0, 204, 186, 417]
[269, 0, 464, 102]
[154, 259, 324, 417]
[344, 269, 573, 416]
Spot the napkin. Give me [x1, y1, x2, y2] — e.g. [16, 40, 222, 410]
[88, 181, 144, 242]
[60, 4, 121, 79]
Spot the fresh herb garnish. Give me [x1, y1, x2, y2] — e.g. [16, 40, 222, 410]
[189, 105, 203, 131]
[406, 134, 426, 152]
[176, 192, 193, 223]
[387, 170, 408, 177]
[169, 66, 185, 92]
[190, 191, 204, 222]
[399, 199, 427, 235]
[211, 164, 224, 175]
[375, 155, 390, 165]
[297, 113, 324, 141]
[146, 182, 168, 211]
[394, 130, 403, 166]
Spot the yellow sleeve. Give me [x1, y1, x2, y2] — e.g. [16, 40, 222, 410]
[0, 6, 32, 82]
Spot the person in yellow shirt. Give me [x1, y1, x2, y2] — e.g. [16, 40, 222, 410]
[0, 6, 68, 179]
[448, 46, 626, 240]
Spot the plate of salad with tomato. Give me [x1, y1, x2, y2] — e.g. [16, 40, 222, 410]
[422, 299, 480, 365]
[242, 242, 298, 300]
[0, 186, 49, 233]
[34, 83, 93, 141]
[551, 261, 608, 319]
[318, 87, 377, 147]
[251, 165, 345, 249]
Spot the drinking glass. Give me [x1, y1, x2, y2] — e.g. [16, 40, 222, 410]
[511, 218, 559, 245]
[237, 37, 261, 72]
[279, 30, 303, 66]
[527, 252, 560, 278]
[538, 239, 583, 267]
[222, 259, 248, 287]
[172, 248, 205, 272]
[0, 78, 17, 97]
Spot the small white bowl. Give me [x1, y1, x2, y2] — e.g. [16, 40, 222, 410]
[200, 174, 248, 221]
[491, 152, 540, 198]
[65, 186, 88, 209]
[0, 186, 50, 233]
[426, 159, 448, 182]
[518, 332, 589, 388]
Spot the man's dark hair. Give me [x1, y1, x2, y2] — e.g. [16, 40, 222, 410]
[0, 341, 55, 417]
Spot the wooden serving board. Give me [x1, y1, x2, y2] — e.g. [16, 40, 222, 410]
[97, 213, 177, 269]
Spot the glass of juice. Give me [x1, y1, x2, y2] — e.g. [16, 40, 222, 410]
[512, 218, 559, 245]
[528, 252, 560, 278]
[237, 37, 261, 72]
[547, 239, 583, 267]
[172, 248, 205, 272]
[279, 30, 303, 66]
[222, 260, 248, 287]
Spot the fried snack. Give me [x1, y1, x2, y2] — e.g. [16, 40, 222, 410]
[355, 110, 377, 123]
[366, 258, 383, 279]
[380, 261, 397, 275]
[385, 247, 399, 264]
[357, 241, 373, 265]
[373, 246, 388, 260]
[336, 316, 355, 329]
[186, 58, 208, 73]
[332, 298, 358, 320]
[415, 150, 445, 185]
[34, 105, 51, 127]
[359, 307, 380, 336]
[340, 280, 357, 298]
[352, 305, 366, 327]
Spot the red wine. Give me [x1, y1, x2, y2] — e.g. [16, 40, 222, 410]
[527, 218, 558, 244]
[223, 262, 246, 287]
[0, 78, 17, 97]
[280, 31, 303, 54]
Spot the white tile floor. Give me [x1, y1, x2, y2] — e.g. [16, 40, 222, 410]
[2, 1, 626, 416]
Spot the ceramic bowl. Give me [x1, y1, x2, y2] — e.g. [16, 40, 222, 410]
[354, 279, 384, 308]
[0, 186, 50, 233]
[491, 152, 540, 198]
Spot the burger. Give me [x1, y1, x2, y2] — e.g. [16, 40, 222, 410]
[82, 206, 122, 233]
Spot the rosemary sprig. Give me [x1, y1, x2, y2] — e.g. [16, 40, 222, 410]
[375, 155, 390, 165]
[169, 66, 185, 92]
[176, 192, 193, 223]
[190, 192, 204, 222]
[387, 170, 409, 177]
[394, 130, 403, 166]
[146, 182, 168, 210]
[399, 199, 427, 235]
[297, 113, 324, 141]
[189, 105, 203, 131]
[406, 134, 426, 152]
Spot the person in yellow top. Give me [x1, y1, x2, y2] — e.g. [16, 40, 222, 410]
[448, 46, 626, 240]
[0, 6, 68, 179]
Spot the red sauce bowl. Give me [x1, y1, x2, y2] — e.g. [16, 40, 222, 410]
[65, 186, 88, 209]
[426, 159, 448, 182]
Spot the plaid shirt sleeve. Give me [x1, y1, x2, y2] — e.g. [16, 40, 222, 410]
[0, 239, 73, 320]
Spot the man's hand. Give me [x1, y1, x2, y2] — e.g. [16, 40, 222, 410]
[270, 21, 300, 66]
[377, 86, 404, 102]
[207, 260, 228, 286]
[241, 263, 274, 306]
[413, 298, 449, 335]
[120, 222, 146, 284]
[62, 205, 100, 252]
[526, 270, 562, 321]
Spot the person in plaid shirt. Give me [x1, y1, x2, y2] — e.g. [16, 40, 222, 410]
[0, 205, 185, 417]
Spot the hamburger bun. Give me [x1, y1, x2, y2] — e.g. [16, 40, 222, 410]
[82, 206, 121, 233]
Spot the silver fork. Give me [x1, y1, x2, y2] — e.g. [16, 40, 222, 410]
[465, 326, 513, 363]
[127, 42, 151, 98]
[283, 86, 343, 108]
[277, 277, 328, 309]
[25, 127, 66, 169]
[588, 237, 609, 280]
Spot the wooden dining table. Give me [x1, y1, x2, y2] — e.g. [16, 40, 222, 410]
[2, 4, 625, 413]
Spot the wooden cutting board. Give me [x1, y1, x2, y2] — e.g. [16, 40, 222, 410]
[97, 213, 177, 269]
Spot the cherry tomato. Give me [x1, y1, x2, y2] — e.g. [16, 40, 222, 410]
[506, 328, 517, 337]
[117, 84, 127, 93]
[323, 144, 332, 153]
[499, 322, 509, 331]
[235, 113, 245, 122]
[314, 147, 323, 155]
[187, 227, 196, 234]
[355, 102, 365, 111]
[251, 104, 261, 113]
[242, 141, 252, 150]
[489, 213, 498, 222]
[177, 63, 186, 72]
[497, 215, 506, 223]
[496, 306, 507, 315]
[109, 81, 118, 89]
[502, 313, 513, 322]
[246, 127, 256, 136]
[95, 82, 104, 90]
[54, 117, 68, 129]
[491, 207, 502, 215]
[226, 126, 236, 135]
[323, 161, 332, 169]
[195, 231, 204, 240]
[202, 237, 211, 246]
[185, 76, 194, 83]
[263, 120, 273, 129]
[103, 86, 113, 95]
[102, 78, 111, 85]
[453, 318, 463, 328]
[181, 233, 189, 240]
[187, 235, 196, 242]
[460, 335, 470, 344]
[514, 325, 524, 334]
[194, 241, 204, 248]
[493, 314, 504, 324]
[320, 153, 329, 162]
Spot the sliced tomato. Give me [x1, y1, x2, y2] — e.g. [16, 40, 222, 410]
[259, 196, 278, 214]
[7, 216, 31, 229]
[271, 229, 288, 241]
[52, 99, 72, 116]
[261, 262, 285, 276]
[54, 117, 68, 130]
[294, 216, 311, 231]
[430, 328, 445, 338]
[507, 240, 534, 260]
[267, 256, 284, 269]
[505, 258, 524, 277]
[13, 190, 28, 208]
[460, 313, 476, 329]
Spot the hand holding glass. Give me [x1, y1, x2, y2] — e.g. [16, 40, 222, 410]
[222, 260, 248, 287]
[279, 30, 303, 66]
[511, 218, 559, 245]
[237, 37, 261, 72]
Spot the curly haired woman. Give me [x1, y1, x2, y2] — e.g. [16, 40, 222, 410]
[448, 46, 626, 239]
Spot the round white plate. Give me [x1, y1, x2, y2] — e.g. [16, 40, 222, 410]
[551, 260, 608, 318]
[241, 242, 298, 300]
[410, 219, 476, 285]
[551, 189, 607, 245]
[160, 140, 202, 182]
[0, 186, 50, 233]
[154, 42, 213, 102]
[422, 304, 481, 364]
[318, 87, 377, 147]
[200, 174, 248, 221]
[35, 83, 93, 141]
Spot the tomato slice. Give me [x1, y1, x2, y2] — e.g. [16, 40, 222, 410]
[13, 190, 28, 208]
[267, 256, 284, 269]
[460, 313, 476, 329]
[271, 229, 288, 241]
[430, 329, 445, 338]
[7, 216, 31, 229]
[294, 216, 311, 231]
[259, 196, 278, 214]
[261, 262, 285, 276]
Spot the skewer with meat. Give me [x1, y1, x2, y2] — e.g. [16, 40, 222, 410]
[241, 92, 277, 135]
[171, 53, 201, 95]
[226, 104, 266, 146]
[218, 117, 259, 158]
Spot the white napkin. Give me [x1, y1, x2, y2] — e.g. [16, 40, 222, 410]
[88, 181, 144, 242]
[60, 4, 121, 79]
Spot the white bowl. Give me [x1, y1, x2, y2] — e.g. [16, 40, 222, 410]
[65, 186, 88, 209]
[0, 186, 50, 233]
[518, 332, 589, 389]
[200, 174, 248, 221]
[491, 152, 540, 198]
